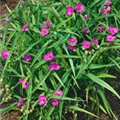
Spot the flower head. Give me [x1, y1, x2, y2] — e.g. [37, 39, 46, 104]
[40, 27, 49, 36]
[106, 35, 117, 42]
[54, 90, 63, 96]
[21, 22, 28, 32]
[101, 6, 111, 15]
[69, 37, 77, 44]
[76, 2, 84, 13]
[108, 26, 118, 35]
[43, 21, 52, 27]
[4, 17, 11, 21]
[82, 27, 90, 33]
[49, 62, 60, 70]
[19, 78, 24, 83]
[38, 95, 48, 106]
[5, 36, 9, 39]
[106, 6, 111, 11]
[17, 98, 23, 106]
[101, 7, 107, 14]
[83, 29, 90, 34]
[67, 45, 76, 52]
[51, 99, 60, 106]
[84, 14, 88, 20]
[82, 41, 91, 49]
[105, 0, 112, 6]
[19, 78, 29, 89]
[97, 26, 105, 31]
[43, 51, 54, 61]
[24, 54, 32, 62]
[20, 1, 25, 8]
[51, 90, 63, 106]
[93, 38, 99, 46]
[66, 6, 74, 16]
[23, 82, 29, 89]
[1, 50, 9, 60]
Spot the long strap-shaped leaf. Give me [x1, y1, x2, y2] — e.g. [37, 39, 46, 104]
[86, 73, 120, 99]
[32, 70, 51, 93]
[67, 106, 98, 118]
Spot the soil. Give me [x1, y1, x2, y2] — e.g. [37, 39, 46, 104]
[0, 1, 120, 120]
[0, 102, 21, 120]
[0, 0, 19, 27]
[0, 1, 20, 120]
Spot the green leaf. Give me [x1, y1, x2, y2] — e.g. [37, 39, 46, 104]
[97, 73, 116, 78]
[87, 73, 120, 99]
[52, 72, 65, 87]
[67, 106, 98, 118]
[32, 71, 51, 93]
[0, 103, 17, 114]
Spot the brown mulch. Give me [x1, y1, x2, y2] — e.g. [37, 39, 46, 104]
[0, 102, 21, 120]
[0, 1, 20, 120]
[0, 0, 19, 16]
[0, 0, 19, 27]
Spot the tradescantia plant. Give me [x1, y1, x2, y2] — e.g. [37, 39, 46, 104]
[0, 0, 120, 119]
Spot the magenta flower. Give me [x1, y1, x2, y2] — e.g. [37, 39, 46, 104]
[69, 37, 77, 44]
[106, 35, 117, 42]
[51, 90, 63, 106]
[23, 82, 29, 89]
[17, 98, 23, 106]
[54, 90, 63, 96]
[4, 17, 10, 21]
[19, 78, 29, 89]
[83, 29, 90, 34]
[1, 50, 9, 60]
[66, 6, 74, 16]
[105, 0, 112, 6]
[20, 1, 25, 8]
[82, 27, 90, 33]
[21, 22, 28, 32]
[51, 99, 60, 106]
[67, 45, 76, 52]
[93, 38, 99, 46]
[82, 41, 91, 49]
[43, 51, 54, 61]
[76, 2, 84, 13]
[108, 26, 118, 35]
[40, 27, 49, 36]
[49, 62, 60, 70]
[84, 14, 88, 20]
[5, 36, 9, 39]
[43, 21, 52, 27]
[38, 95, 48, 106]
[97, 26, 105, 31]
[101, 6, 111, 15]
[101, 7, 107, 14]
[19, 78, 24, 83]
[106, 6, 111, 11]
[24, 54, 32, 62]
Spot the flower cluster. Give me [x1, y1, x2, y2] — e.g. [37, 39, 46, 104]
[19, 78, 29, 89]
[40, 21, 52, 36]
[43, 51, 60, 70]
[67, 37, 77, 52]
[51, 90, 63, 106]
[106, 26, 118, 42]
[66, 2, 84, 16]
[101, 0, 112, 15]
[38, 90, 63, 106]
